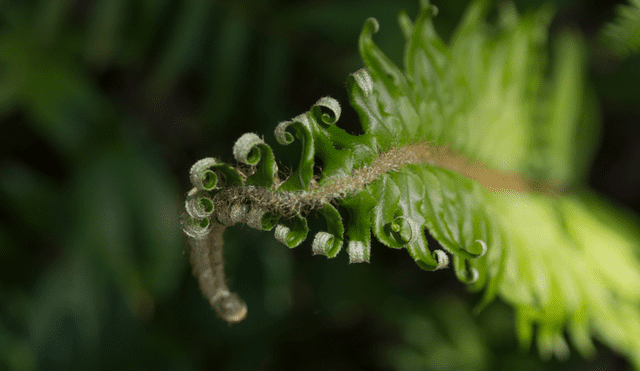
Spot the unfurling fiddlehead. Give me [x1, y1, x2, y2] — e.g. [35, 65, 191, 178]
[180, 0, 571, 321]
[182, 93, 543, 323]
[178, 4, 640, 371]
[179, 0, 591, 330]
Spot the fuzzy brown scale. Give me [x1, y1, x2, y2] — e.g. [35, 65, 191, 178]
[211, 186, 324, 220]
[211, 142, 562, 225]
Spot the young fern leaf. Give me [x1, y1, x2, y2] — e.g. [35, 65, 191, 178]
[182, 1, 640, 369]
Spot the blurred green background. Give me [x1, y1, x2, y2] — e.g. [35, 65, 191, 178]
[1, 0, 639, 370]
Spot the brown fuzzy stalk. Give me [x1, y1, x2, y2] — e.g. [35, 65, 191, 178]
[188, 223, 247, 324]
[211, 142, 563, 221]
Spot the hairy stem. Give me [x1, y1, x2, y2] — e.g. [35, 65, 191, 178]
[211, 142, 564, 221]
[188, 223, 247, 324]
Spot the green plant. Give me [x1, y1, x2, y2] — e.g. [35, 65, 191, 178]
[602, 0, 640, 57]
[182, 0, 640, 368]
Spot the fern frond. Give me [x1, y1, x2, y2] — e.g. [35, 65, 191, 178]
[183, 0, 640, 368]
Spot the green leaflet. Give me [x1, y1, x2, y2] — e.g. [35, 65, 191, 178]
[492, 192, 640, 364]
[369, 165, 490, 272]
[274, 97, 377, 191]
[312, 203, 344, 258]
[182, 0, 640, 368]
[340, 191, 377, 263]
[274, 214, 308, 248]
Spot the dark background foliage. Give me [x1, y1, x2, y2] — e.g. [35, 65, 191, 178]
[1, 0, 639, 370]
